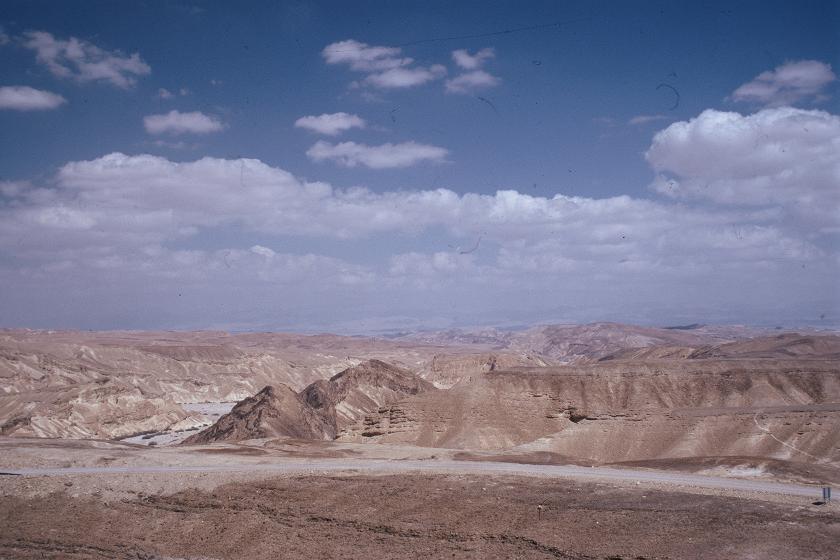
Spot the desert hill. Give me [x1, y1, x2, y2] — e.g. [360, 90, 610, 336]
[688, 333, 840, 359]
[0, 379, 203, 440]
[301, 359, 434, 432]
[504, 322, 763, 362]
[186, 359, 434, 443]
[601, 333, 840, 361]
[418, 352, 549, 388]
[395, 322, 787, 362]
[344, 359, 840, 462]
[184, 385, 335, 443]
[339, 334, 840, 467]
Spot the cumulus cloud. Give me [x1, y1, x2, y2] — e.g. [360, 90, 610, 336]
[322, 39, 446, 90]
[646, 107, 840, 231]
[0, 86, 66, 110]
[731, 60, 836, 106]
[144, 110, 224, 135]
[22, 31, 151, 89]
[2, 151, 825, 255]
[445, 70, 500, 93]
[294, 112, 365, 135]
[306, 141, 448, 169]
[452, 48, 494, 70]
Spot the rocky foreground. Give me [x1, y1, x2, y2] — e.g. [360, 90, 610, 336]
[2, 470, 837, 560]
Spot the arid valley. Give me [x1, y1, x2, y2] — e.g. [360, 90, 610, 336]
[1, 323, 839, 559]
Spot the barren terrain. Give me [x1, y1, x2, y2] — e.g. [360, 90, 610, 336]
[1, 324, 839, 558]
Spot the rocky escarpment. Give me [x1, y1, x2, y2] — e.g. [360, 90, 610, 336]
[418, 353, 549, 389]
[600, 334, 840, 361]
[0, 381, 203, 440]
[340, 357, 840, 465]
[300, 359, 434, 434]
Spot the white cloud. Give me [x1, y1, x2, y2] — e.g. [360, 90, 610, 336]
[157, 88, 174, 99]
[144, 110, 224, 135]
[2, 151, 824, 254]
[250, 244, 276, 258]
[628, 114, 668, 126]
[646, 107, 840, 231]
[0, 181, 29, 197]
[452, 48, 494, 70]
[322, 39, 411, 72]
[306, 140, 448, 169]
[445, 70, 500, 94]
[447, 48, 499, 93]
[35, 206, 96, 230]
[323, 39, 446, 90]
[0, 27, 9, 45]
[0, 86, 66, 110]
[364, 64, 447, 89]
[22, 31, 151, 89]
[294, 112, 366, 135]
[1, 134, 835, 330]
[731, 60, 836, 106]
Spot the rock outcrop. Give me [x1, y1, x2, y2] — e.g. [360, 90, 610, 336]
[184, 385, 335, 443]
[185, 359, 434, 443]
[301, 359, 434, 433]
[0, 381, 201, 440]
[340, 356, 840, 466]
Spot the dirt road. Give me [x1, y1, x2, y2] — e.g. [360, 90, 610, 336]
[2, 458, 824, 498]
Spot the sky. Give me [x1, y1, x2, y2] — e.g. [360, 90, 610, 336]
[0, 0, 838, 333]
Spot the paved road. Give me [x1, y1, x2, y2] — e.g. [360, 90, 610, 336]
[0, 459, 823, 498]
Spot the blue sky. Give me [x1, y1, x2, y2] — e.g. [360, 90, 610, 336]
[0, 1, 838, 332]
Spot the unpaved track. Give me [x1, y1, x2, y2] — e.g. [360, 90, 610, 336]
[2, 458, 822, 497]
